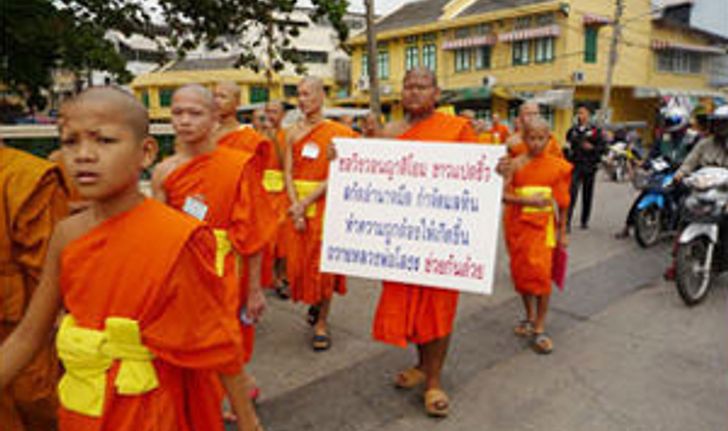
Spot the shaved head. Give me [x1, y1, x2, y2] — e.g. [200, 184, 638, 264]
[298, 76, 325, 117]
[215, 81, 241, 99]
[299, 76, 325, 94]
[265, 100, 285, 128]
[174, 84, 215, 110]
[67, 86, 149, 139]
[404, 67, 438, 88]
[519, 102, 540, 118]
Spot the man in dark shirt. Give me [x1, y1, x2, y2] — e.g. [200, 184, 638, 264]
[566, 105, 605, 230]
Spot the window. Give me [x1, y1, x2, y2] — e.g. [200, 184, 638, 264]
[656, 50, 703, 74]
[515, 16, 532, 30]
[534, 38, 555, 63]
[249, 86, 269, 103]
[377, 50, 389, 79]
[454, 48, 471, 72]
[455, 27, 470, 39]
[405, 45, 419, 71]
[159, 87, 175, 107]
[423, 44, 437, 71]
[422, 33, 437, 42]
[404, 35, 418, 44]
[512, 41, 530, 65]
[284, 85, 298, 98]
[475, 46, 491, 69]
[361, 53, 369, 78]
[536, 13, 555, 26]
[140, 90, 149, 108]
[476, 23, 493, 35]
[584, 27, 598, 63]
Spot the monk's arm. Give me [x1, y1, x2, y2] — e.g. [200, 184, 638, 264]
[283, 136, 299, 212]
[246, 251, 266, 320]
[557, 206, 569, 247]
[298, 181, 328, 210]
[0, 228, 63, 388]
[219, 371, 261, 431]
[150, 162, 168, 202]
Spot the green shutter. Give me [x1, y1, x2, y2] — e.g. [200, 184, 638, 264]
[585, 27, 598, 63]
[159, 88, 174, 107]
[250, 86, 269, 103]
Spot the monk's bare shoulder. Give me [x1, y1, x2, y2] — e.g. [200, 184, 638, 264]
[285, 121, 307, 147]
[152, 154, 186, 186]
[381, 121, 408, 138]
[50, 209, 96, 257]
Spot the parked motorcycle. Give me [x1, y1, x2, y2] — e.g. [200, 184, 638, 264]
[632, 157, 684, 248]
[675, 167, 728, 306]
[602, 142, 629, 182]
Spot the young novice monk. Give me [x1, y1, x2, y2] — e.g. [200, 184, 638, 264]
[0, 87, 263, 431]
[503, 118, 572, 354]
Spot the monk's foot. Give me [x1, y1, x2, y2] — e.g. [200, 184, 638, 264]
[394, 367, 426, 389]
[513, 320, 535, 337]
[531, 332, 554, 355]
[274, 280, 290, 300]
[312, 327, 331, 351]
[424, 388, 450, 418]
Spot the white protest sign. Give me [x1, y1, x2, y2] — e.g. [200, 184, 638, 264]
[320, 138, 505, 295]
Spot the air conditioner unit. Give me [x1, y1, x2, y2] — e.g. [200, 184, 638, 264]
[358, 77, 370, 92]
[482, 75, 497, 88]
[572, 71, 585, 83]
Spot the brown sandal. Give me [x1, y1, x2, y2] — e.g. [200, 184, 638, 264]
[394, 367, 426, 389]
[424, 388, 450, 417]
[532, 332, 554, 354]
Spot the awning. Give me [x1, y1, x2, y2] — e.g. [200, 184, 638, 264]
[440, 86, 492, 103]
[498, 25, 561, 43]
[634, 87, 727, 99]
[651, 40, 725, 55]
[442, 35, 497, 50]
[582, 13, 612, 26]
[526, 89, 574, 109]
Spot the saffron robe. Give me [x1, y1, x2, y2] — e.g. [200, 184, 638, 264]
[260, 128, 290, 288]
[508, 133, 564, 158]
[372, 112, 478, 347]
[162, 146, 275, 362]
[284, 120, 358, 304]
[504, 154, 572, 296]
[57, 199, 244, 431]
[1, 147, 68, 431]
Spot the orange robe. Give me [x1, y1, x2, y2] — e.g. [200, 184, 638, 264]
[508, 133, 564, 158]
[260, 128, 290, 288]
[372, 112, 478, 348]
[57, 199, 244, 431]
[285, 120, 358, 305]
[489, 123, 511, 144]
[1, 147, 68, 431]
[504, 154, 572, 296]
[162, 146, 275, 362]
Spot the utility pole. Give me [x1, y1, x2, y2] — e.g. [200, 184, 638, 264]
[600, 0, 624, 127]
[364, 0, 381, 117]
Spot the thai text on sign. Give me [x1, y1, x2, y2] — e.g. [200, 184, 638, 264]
[321, 138, 505, 295]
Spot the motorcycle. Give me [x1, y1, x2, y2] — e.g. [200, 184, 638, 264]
[675, 167, 728, 306]
[602, 142, 629, 182]
[632, 157, 684, 248]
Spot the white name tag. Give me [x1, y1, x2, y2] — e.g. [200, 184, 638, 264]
[302, 142, 320, 159]
[183, 196, 208, 221]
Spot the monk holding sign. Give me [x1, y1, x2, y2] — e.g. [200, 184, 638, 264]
[373, 68, 478, 418]
[152, 85, 274, 371]
[284, 77, 358, 351]
[1, 142, 68, 431]
[0, 87, 262, 431]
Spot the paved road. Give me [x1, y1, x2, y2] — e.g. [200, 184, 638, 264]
[239, 178, 727, 431]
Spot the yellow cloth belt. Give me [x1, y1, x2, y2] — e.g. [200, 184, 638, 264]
[263, 169, 285, 193]
[213, 229, 233, 277]
[516, 186, 556, 248]
[56, 315, 158, 418]
[294, 180, 322, 218]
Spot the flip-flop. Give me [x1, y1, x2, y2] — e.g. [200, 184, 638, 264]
[307, 305, 320, 326]
[394, 367, 426, 389]
[513, 320, 534, 337]
[424, 388, 450, 417]
[312, 332, 331, 351]
[532, 332, 554, 355]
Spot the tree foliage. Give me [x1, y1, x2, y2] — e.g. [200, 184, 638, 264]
[1, 0, 351, 98]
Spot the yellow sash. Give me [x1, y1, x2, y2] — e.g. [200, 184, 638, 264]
[515, 186, 556, 248]
[56, 315, 158, 417]
[294, 180, 321, 218]
[262, 169, 285, 193]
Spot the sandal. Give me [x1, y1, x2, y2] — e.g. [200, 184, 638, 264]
[424, 388, 450, 417]
[307, 305, 320, 326]
[312, 332, 331, 351]
[532, 332, 554, 355]
[274, 280, 290, 300]
[513, 320, 534, 337]
[394, 367, 426, 389]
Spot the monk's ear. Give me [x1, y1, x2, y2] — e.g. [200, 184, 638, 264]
[433, 87, 441, 102]
[140, 136, 159, 170]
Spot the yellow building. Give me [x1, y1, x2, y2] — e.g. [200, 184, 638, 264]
[344, 0, 727, 142]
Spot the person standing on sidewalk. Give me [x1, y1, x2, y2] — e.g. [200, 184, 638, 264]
[566, 105, 605, 230]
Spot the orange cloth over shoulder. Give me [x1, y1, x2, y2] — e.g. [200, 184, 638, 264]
[504, 154, 572, 296]
[372, 112, 478, 348]
[162, 146, 274, 362]
[0, 147, 68, 431]
[284, 120, 358, 305]
[58, 199, 244, 431]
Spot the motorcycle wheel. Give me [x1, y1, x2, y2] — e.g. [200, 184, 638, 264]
[635, 206, 662, 248]
[675, 236, 714, 306]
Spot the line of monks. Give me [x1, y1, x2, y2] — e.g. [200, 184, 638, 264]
[0, 67, 571, 431]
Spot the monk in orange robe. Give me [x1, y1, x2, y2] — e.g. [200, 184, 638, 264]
[372, 68, 478, 418]
[153, 85, 275, 367]
[504, 118, 572, 356]
[506, 101, 564, 158]
[488, 113, 511, 144]
[0, 143, 68, 431]
[283, 77, 358, 351]
[0, 87, 262, 431]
